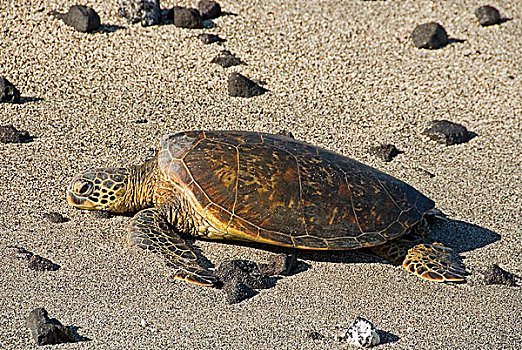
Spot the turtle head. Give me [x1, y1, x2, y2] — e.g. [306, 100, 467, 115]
[67, 168, 131, 213]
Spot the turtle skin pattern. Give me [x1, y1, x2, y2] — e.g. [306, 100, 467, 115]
[157, 130, 435, 250]
[128, 208, 217, 285]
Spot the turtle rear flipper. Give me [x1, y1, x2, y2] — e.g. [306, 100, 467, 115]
[128, 208, 217, 286]
[371, 233, 467, 283]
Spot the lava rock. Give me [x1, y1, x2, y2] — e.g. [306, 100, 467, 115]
[168, 6, 204, 29]
[0, 77, 21, 103]
[198, 33, 225, 44]
[27, 308, 74, 345]
[337, 317, 380, 348]
[43, 212, 69, 223]
[411, 22, 448, 49]
[369, 144, 402, 162]
[118, 0, 161, 27]
[475, 6, 501, 26]
[222, 278, 258, 304]
[216, 259, 274, 303]
[259, 253, 298, 276]
[49, 5, 101, 33]
[9, 246, 60, 271]
[215, 259, 272, 289]
[228, 73, 267, 97]
[0, 125, 32, 143]
[422, 120, 475, 145]
[484, 264, 518, 287]
[211, 50, 244, 68]
[198, 0, 222, 20]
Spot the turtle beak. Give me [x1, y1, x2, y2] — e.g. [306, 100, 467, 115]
[66, 190, 96, 210]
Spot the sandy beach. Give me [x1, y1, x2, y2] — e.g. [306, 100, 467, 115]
[1, 0, 521, 348]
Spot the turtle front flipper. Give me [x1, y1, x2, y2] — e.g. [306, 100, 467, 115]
[371, 233, 467, 283]
[128, 208, 217, 286]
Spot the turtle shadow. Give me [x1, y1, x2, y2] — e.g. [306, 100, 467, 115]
[204, 217, 500, 269]
[207, 239, 374, 267]
[185, 237, 215, 270]
[427, 217, 500, 254]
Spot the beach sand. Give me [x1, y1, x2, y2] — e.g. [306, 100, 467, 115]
[0, 0, 520, 348]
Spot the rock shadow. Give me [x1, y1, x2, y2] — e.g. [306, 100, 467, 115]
[97, 24, 126, 33]
[378, 329, 400, 345]
[18, 97, 43, 104]
[68, 326, 91, 342]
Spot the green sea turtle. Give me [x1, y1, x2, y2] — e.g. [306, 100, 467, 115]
[66, 130, 466, 286]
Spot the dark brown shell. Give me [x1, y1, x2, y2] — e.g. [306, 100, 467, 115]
[158, 131, 434, 250]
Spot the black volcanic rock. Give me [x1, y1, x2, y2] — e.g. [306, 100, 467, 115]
[198, 0, 222, 20]
[27, 308, 74, 345]
[49, 5, 101, 33]
[228, 73, 267, 97]
[0, 77, 20, 103]
[412, 22, 448, 49]
[422, 120, 475, 145]
[168, 6, 204, 29]
[211, 50, 244, 68]
[475, 5, 501, 26]
[198, 33, 225, 44]
[0, 125, 32, 143]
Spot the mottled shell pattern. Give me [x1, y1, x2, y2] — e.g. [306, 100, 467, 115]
[155, 130, 434, 250]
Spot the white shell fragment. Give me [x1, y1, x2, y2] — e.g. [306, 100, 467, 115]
[337, 317, 380, 348]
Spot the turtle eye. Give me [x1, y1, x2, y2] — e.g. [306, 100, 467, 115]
[74, 181, 93, 196]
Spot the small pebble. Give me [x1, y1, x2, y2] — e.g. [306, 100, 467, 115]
[134, 119, 148, 124]
[118, 0, 161, 27]
[0, 125, 32, 143]
[307, 330, 324, 340]
[198, 0, 222, 20]
[168, 6, 204, 29]
[43, 212, 69, 223]
[422, 120, 475, 145]
[198, 33, 225, 44]
[26, 308, 74, 345]
[484, 264, 518, 287]
[369, 144, 402, 162]
[0, 77, 21, 103]
[414, 167, 436, 178]
[211, 50, 244, 68]
[411, 22, 448, 49]
[49, 5, 101, 33]
[278, 130, 295, 139]
[337, 317, 380, 348]
[475, 5, 501, 26]
[228, 73, 267, 98]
